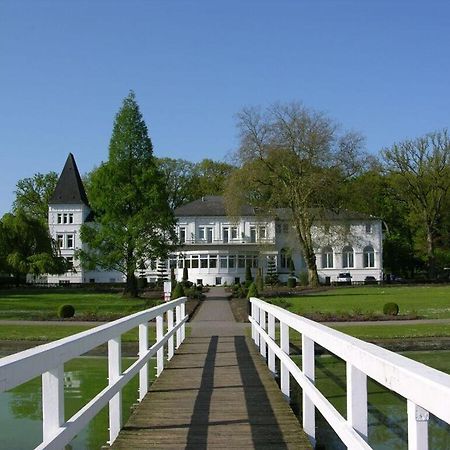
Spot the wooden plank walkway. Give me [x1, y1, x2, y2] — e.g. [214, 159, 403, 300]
[111, 289, 311, 449]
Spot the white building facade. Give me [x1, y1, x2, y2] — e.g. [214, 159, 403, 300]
[47, 155, 383, 285]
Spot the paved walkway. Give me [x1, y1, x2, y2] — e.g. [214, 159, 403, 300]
[111, 287, 311, 449]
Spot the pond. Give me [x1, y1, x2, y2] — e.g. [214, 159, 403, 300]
[290, 350, 450, 449]
[0, 351, 449, 449]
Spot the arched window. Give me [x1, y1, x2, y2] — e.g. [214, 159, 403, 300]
[322, 246, 333, 268]
[363, 246, 375, 268]
[342, 246, 354, 268]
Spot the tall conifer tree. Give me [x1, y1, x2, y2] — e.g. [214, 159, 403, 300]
[80, 92, 176, 296]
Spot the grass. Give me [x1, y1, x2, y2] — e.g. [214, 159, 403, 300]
[0, 288, 160, 321]
[272, 285, 450, 319]
[0, 323, 153, 342]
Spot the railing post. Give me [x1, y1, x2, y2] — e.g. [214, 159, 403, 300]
[347, 362, 368, 441]
[259, 307, 267, 358]
[138, 323, 148, 402]
[254, 302, 260, 346]
[250, 299, 255, 341]
[156, 314, 164, 376]
[108, 337, 122, 444]
[302, 334, 315, 442]
[181, 301, 186, 343]
[267, 312, 276, 374]
[167, 308, 174, 360]
[42, 365, 64, 442]
[407, 400, 429, 450]
[280, 321, 290, 398]
[175, 304, 182, 349]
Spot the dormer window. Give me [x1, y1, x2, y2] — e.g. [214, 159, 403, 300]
[57, 214, 62, 224]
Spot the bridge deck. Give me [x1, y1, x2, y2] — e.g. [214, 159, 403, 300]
[111, 290, 311, 449]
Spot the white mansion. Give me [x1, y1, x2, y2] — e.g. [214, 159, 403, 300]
[48, 154, 383, 285]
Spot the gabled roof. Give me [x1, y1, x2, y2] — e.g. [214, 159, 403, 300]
[49, 153, 90, 206]
[174, 196, 256, 217]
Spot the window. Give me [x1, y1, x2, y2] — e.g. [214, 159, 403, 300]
[280, 248, 292, 270]
[250, 227, 256, 243]
[198, 227, 205, 240]
[192, 255, 199, 268]
[220, 256, 228, 269]
[179, 227, 186, 244]
[200, 255, 208, 268]
[223, 227, 229, 243]
[67, 234, 74, 249]
[170, 258, 177, 269]
[65, 256, 74, 271]
[365, 223, 372, 233]
[259, 226, 266, 239]
[57, 234, 64, 248]
[363, 246, 375, 268]
[209, 255, 217, 268]
[184, 258, 191, 269]
[342, 246, 354, 268]
[63, 213, 68, 224]
[68, 213, 74, 224]
[322, 246, 334, 268]
[206, 227, 213, 243]
[229, 255, 236, 268]
[238, 255, 245, 268]
[57, 214, 62, 224]
[231, 227, 238, 239]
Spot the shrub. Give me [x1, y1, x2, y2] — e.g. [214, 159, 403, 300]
[137, 277, 148, 289]
[299, 271, 309, 286]
[383, 302, 399, 316]
[287, 277, 297, 288]
[58, 304, 75, 319]
[171, 282, 185, 299]
[245, 266, 253, 283]
[247, 282, 258, 299]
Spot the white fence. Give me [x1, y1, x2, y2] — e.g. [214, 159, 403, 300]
[249, 297, 450, 450]
[0, 296, 188, 450]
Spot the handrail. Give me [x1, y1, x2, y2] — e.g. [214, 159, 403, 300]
[0, 296, 188, 449]
[249, 297, 450, 450]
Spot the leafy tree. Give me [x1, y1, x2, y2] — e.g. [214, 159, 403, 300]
[156, 158, 196, 209]
[79, 92, 176, 297]
[382, 130, 450, 276]
[13, 172, 58, 223]
[190, 159, 236, 199]
[0, 212, 67, 281]
[227, 102, 365, 287]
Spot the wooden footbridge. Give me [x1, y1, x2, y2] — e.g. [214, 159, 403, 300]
[1, 288, 449, 450]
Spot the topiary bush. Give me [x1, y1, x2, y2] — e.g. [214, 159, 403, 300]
[287, 277, 297, 288]
[247, 282, 258, 299]
[58, 304, 75, 319]
[383, 302, 399, 316]
[171, 282, 185, 299]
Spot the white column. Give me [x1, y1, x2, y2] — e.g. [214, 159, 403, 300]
[42, 365, 64, 442]
[347, 362, 368, 440]
[302, 334, 315, 442]
[138, 323, 148, 402]
[267, 312, 276, 374]
[407, 400, 429, 450]
[108, 337, 122, 444]
[259, 307, 267, 358]
[254, 303, 260, 346]
[175, 305, 181, 349]
[167, 308, 174, 360]
[280, 321, 290, 398]
[251, 300, 255, 341]
[156, 314, 164, 376]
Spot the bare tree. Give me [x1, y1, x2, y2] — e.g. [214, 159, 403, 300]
[227, 102, 365, 287]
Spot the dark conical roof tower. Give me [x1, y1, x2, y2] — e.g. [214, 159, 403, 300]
[49, 153, 90, 206]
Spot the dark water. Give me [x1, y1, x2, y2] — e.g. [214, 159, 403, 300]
[0, 356, 151, 450]
[290, 350, 450, 450]
[0, 352, 449, 449]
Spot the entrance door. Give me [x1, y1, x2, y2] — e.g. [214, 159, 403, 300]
[215, 277, 222, 286]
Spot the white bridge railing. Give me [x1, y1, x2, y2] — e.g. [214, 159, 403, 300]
[0, 296, 188, 450]
[249, 297, 450, 450]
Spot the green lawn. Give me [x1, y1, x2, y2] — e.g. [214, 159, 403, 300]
[0, 289, 160, 320]
[273, 285, 450, 319]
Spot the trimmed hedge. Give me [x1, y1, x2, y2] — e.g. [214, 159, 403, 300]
[58, 304, 75, 319]
[383, 302, 399, 316]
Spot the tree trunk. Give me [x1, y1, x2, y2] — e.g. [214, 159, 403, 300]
[426, 224, 436, 278]
[124, 272, 138, 297]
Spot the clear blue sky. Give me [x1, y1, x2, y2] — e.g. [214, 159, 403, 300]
[1, 1, 449, 216]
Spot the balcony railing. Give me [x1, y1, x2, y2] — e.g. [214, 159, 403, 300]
[180, 237, 275, 245]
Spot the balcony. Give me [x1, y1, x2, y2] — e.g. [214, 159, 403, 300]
[179, 237, 275, 246]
